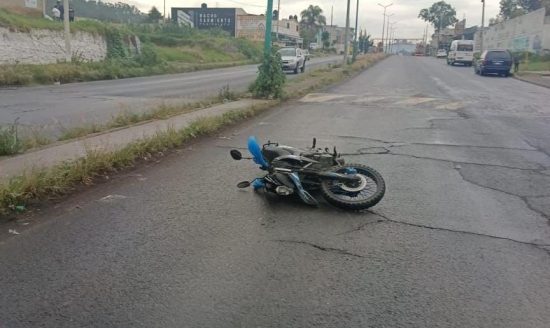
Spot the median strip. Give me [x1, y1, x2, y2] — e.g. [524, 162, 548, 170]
[0, 53, 387, 216]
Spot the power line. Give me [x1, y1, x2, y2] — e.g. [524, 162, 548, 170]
[221, 0, 266, 8]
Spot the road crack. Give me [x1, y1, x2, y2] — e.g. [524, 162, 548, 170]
[345, 149, 546, 172]
[367, 211, 550, 253]
[454, 167, 550, 221]
[336, 219, 386, 235]
[274, 239, 364, 258]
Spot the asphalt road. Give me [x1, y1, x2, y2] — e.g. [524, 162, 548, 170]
[0, 56, 341, 135]
[1, 55, 550, 327]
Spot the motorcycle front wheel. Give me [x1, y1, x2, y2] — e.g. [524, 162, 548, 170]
[320, 164, 385, 210]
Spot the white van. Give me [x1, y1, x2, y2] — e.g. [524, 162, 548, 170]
[447, 40, 475, 66]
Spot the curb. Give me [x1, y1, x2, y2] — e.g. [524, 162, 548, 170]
[513, 75, 550, 89]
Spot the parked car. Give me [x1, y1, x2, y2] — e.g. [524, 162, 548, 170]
[474, 49, 513, 77]
[436, 49, 447, 58]
[277, 47, 306, 74]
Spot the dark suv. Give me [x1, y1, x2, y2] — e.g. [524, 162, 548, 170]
[474, 49, 513, 77]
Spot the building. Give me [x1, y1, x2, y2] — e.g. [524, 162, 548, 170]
[430, 27, 455, 51]
[236, 14, 301, 46]
[273, 17, 301, 46]
[480, 8, 549, 53]
[316, 25, 354, 53]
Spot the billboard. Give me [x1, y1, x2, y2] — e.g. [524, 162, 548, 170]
[172, 7, 236, 36]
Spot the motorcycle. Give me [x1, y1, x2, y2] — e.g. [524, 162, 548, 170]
[230, 136, 386, 210]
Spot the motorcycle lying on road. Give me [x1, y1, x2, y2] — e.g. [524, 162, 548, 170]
[230, 136, 386, 210]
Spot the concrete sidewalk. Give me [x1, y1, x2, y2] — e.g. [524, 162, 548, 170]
[0, 99, 270, 181]
[515, 71, 550, 89]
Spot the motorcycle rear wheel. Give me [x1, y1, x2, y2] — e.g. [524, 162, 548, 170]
[320, 164, 385, 210]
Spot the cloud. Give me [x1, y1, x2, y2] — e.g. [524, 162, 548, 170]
[115, 0, 501, 39]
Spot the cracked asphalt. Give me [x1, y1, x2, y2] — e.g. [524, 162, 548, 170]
[1, 56, 550, 327]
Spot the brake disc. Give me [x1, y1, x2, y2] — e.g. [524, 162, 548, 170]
[339, 174, 368, 192]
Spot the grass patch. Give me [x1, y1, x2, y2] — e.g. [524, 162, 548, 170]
[0, 57, 256, 87]
[519, 60, 550, 72]
[57, 98, 222, 141]
[0, 8, 109, 34]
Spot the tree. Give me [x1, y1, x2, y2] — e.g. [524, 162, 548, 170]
[499, 0, 548, 19]
[321, 31, 330, 50]
[418, 1, 458, 32]
[489, 15, 505, 26]
[499, 0, 527, 19]
[358, 31, 373, 54]
[299, 5, 326, 47]
[148, 6, 162, 23]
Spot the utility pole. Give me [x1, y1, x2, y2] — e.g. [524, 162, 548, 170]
[344, 0, 351, 64]
[276, 0, 280, 41]
[480, 0, 485, 53]
[354, 0, 359, 59]
[63, 0, 71, 62]
[331, 6, 333, 26]
[385, 14, 394, 52]
[164, 0, 166, 20]
[425, 23, 429, 55]
[437, 12, 443, 52]
[378, 3, 393, 53]
[264, 0, 274, 54]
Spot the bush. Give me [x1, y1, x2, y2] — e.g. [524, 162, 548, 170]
[249, 50, 286, 99]
[0, 123, 21, 156]
[136, 43, 163, 66]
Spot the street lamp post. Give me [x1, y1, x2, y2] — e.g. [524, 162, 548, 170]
[378, 2, 393, 53]
[388, 22, 398, 53]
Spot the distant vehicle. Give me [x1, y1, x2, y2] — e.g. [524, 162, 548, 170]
[309, 43, 320, 50]
[474, 49, 513, 77]
[447, 40, 475, 66]
[277, 47, 306, 74]
[436, 49, 447, 58]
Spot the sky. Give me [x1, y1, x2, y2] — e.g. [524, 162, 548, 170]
[122, 0, 500, 40]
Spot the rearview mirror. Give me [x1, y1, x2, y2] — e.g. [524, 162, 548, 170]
[230, 149, 242, 160]
[237, 181, 251, 188]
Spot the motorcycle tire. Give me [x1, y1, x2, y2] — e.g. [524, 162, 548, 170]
[320, 164, 385, 210]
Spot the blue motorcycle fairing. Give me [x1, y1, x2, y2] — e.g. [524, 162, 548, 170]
[252, 178, 265, 190]
[248, 136, 269, 169]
